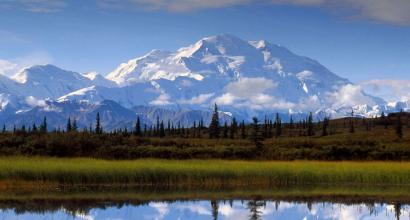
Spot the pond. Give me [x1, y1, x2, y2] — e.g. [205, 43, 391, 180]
[0, 199, 407, 220]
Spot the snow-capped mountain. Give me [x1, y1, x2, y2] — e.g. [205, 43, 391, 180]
[12, 64, 95, 99]
[0, 34, 404, 129]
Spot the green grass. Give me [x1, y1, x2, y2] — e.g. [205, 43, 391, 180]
[1, 157, 410, 187]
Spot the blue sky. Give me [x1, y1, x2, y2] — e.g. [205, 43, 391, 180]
[1, 0, 410, 85]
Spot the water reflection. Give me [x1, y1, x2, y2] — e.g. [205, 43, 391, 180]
[0, 200, 408, 220]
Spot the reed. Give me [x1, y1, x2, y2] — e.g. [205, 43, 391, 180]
[1, 157, 410, 187]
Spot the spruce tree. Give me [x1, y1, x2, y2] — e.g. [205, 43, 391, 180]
[134, 116, 141, 136]
[2, 124, 5, 133]
[66, 117, 72, 132]
[40, 116, 47, 133]
[240, 120, 247, 139]
[72, 119, 77, 132]
[275, 113, 282, 138]
[381, 111, 388, 129]
[230, 117, 238, 139]
[250, 117, 264, 150]
[322, 116, 329, 136]
[349, 110, 355, 134]
[307, 112, 314, 136]
[263, 116, 268, 138]
[156, 116, 160, 136]
[396, 110, 403, 139]
[209, 103, 220, 138]
[211, 200, 219, 220]
[159, 121, 165, 138]
[95, 112, 102, 134]
[223, 121, 228, 138]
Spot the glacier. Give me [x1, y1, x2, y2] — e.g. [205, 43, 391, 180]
[0, 34, 406, 130]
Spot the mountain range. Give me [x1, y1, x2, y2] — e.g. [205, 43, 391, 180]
[0, 34, 407, 130]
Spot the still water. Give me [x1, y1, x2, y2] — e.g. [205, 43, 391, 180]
[0, 200, 408, 220]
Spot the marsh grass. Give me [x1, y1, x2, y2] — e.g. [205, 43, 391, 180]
[1, 157, 410, 187]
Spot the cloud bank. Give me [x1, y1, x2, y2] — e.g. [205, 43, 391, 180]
[361, 79, 410, 102]
[0, 52, 53, 77]
[0, 0, 67, 13]
[4, 0, 408, 25]
[97, 0, 410, 25]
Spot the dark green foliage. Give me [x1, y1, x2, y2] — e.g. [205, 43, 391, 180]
[159, 121, 165, 138]
[396, 110, 403, 139]
[230, 117, 238, 139]
[250, 117, 264, 150]
[209, 104, 220, 139]
[223, 122, 228, 138]
[0, 110, 408, 160]
[274, 113, 282, 138]
[240, 120, 247, 139]
[307, 112, 314, 136]
[211, 200, 218, 220]
[72, 119, 77, 132]
[322, 117, 330, 136]
[95, 113, 102, 134]
[66, 117, 72, 132]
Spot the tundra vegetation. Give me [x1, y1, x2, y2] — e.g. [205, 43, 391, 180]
[0, 106, 408, 160]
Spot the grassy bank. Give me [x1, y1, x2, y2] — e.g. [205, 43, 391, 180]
[1, 157, 410, 187]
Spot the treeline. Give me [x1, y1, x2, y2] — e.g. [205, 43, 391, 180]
[0, 105, 409, 160]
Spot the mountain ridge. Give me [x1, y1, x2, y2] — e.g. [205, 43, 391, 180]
[0, 34, 406, 130]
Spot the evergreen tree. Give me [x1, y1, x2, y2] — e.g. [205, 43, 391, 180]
[40, 116, 47, 133]
[66, 117, 72, 132]
[209, 103, 220, 138]
[95, 112, 102, 134]
[211, 200, 219, 220]
[2, 124, 5, 133]
[381, 111, 389, 129]
[289, 116, 294, 129]
[230, 117, 238, 139]
[322, 116, 329, 136]
[21, 125, 26, 133]
[349, 110, 355, 134]
[156, 116, 160, 136]
[250, 117, 264, 150]
[143, 124, 147, 136]
[396, 110, 403, 139]
[134, 116, 141, 136]
[223, 121, 228, 138]
[167, 120, 171, 132]
[263, 116, 268, 138]
[307, 112, 314, 136]
[72, 119, 77, 132]
[274, 113, 282, 138]
[159, 121, 165, 138]
[240, 120, 247, 139]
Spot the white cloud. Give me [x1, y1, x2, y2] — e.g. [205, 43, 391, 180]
[97, 0, 410, 25]
[326, 84, 376, 108]
[176, 204, 212, 215]
[225, 77, 277, 98]
[360, 79, 410, 102]
[0, 60, 18, 76]
[149, 92, 172, 105]
[214, 93, 237, 105]
[0, 0, 67, 13]
[0, 51, 53, 77]
[214, 77, 296, 110]
[178, 93, 214, 105]
[149, 202, 169, 220]
[25, 96, 47, 107]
